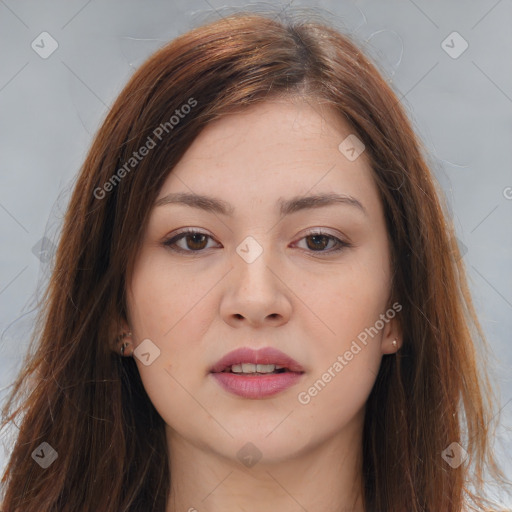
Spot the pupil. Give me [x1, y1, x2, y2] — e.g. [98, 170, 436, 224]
[307, 235, 328, 250]
[187, 234, 207, 250]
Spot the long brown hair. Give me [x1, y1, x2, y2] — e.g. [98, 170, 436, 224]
[1, 10, 510, 512]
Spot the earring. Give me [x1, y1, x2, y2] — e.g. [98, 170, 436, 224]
[118, 332, 133, 357]
[392, 339, 398, 349]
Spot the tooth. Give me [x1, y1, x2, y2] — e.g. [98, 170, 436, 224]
[229, 363, 283, 374]
[256, 364, 276, 373]
[275, 365, 285, 370]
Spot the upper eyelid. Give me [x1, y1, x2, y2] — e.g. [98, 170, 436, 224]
[165, 227, 344, 241]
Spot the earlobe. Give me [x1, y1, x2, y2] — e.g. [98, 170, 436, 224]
[382, 316, 402, 354]
[117, 331, 134, 357]
[109, 317, 132, 355]
[381, 336, 401, 354]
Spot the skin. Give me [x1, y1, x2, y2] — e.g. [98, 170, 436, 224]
[122, 97, 402, 512]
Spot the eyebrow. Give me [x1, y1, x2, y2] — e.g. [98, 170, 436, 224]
[154, 191, 367, 217]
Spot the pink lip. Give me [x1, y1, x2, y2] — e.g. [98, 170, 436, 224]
[209, 347, 305, 399]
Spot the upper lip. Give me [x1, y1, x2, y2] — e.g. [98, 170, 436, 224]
[210, 347, 305, 373]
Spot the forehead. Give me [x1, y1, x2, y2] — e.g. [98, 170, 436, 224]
[155, 99, 380, 220]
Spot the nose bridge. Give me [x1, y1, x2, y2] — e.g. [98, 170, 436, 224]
[233, 234, 276, 295]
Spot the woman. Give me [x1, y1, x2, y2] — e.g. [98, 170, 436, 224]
[1, 10, 510, 512]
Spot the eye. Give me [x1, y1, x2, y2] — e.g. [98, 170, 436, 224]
[162, 229, 220, 253]
[294, 230, 351, 254]
[162, 229, 351, 254]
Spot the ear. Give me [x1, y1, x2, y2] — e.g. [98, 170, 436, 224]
[380, 307, 403, 355]
[108, 316, 132, 354]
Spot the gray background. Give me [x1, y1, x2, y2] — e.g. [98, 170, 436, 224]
[1, 0, 511, 505]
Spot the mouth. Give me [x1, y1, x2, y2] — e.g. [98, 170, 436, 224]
[209, 346, 305, 399]
[209, 346, 305, 375]
[216, 363, 296, 375]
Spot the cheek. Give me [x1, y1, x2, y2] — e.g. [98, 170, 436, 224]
[295, 270, 387, 424]
[128, 250, 210, 339]
[126, 257, 210, 427]
[304, 258, 390, 341]
[296, 245, 390, 383]
[127, 251, 214, 387]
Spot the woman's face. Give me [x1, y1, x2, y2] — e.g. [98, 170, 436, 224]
[126, 98, 400, 465]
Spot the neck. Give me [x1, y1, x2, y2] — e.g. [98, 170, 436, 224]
[164, 417, 366, 512]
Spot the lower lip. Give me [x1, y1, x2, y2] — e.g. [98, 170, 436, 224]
[210, 371, 304, 399]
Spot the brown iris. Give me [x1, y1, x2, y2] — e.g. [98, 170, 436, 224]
[305, 234, 330, 251]
[184, 233, 208, 250]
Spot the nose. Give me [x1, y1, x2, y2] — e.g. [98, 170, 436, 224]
[220, 246, 292, 329]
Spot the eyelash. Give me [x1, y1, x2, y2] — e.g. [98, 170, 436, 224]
[162, 228, 351, 255]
